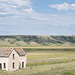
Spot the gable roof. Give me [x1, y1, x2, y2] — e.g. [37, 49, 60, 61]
[14, 48, 26, 56]
[0, 48, 26, 57]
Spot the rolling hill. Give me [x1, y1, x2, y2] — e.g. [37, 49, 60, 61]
[0, 35, 75, 47]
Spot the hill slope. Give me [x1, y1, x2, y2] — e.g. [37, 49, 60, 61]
[0, 35, 75, 47]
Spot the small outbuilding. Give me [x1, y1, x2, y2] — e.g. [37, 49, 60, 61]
[0, 48, 26, 71]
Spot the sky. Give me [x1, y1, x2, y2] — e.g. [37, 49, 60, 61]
[0, 0, 75, 35]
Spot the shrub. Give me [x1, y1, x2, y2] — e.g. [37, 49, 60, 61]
[63, 72, 75, 75]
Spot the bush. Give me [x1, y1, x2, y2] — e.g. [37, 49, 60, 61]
[63, 72, 75, 75]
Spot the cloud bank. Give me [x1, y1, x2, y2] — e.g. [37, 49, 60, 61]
[0, 0, 75, 27]
[0, 0, 75, 35]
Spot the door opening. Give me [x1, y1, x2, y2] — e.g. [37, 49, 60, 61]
[22, 62, 24, 68]
[0, 63, 2, 69]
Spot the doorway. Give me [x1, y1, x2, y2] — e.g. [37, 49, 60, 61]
[22, 62, 24, 68]
[0, 63, 2, 69]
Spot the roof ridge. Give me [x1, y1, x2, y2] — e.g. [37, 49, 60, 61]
[0, 48, 26, 57]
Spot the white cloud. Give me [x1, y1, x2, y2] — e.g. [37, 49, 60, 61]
[0, 12, 7, 15]
[0, 0, 32, 15]
[1, 0, 31, 6]
[50, 3, 75, 11]
[11, 5, 17, 8]
[22, 8, 33, 12]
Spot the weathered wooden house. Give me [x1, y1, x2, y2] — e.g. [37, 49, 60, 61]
[0, 48, 26, 71]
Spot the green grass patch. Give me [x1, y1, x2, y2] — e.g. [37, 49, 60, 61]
[26, 48, 75, 67]
[27, 58, 75, 67]
[23, 48, 75, 52]
[63, 72, 75, 75]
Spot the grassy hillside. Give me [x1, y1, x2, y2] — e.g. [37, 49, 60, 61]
[0, 35, 75, 47]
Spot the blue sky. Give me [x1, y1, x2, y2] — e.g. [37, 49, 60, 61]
[0, 0, 75, 35]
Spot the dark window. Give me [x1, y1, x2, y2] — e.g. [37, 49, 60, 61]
[13, 54, 15, 59]
[0, 63, 2, 69]
[4, 63, 6, 68]
[12, 63, 15, 69]
[22, 62, 24, 68]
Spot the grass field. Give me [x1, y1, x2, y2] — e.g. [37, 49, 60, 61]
[0, 47, 75, 75]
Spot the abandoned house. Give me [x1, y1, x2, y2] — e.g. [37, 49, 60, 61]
[0, 48, 26, 71]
